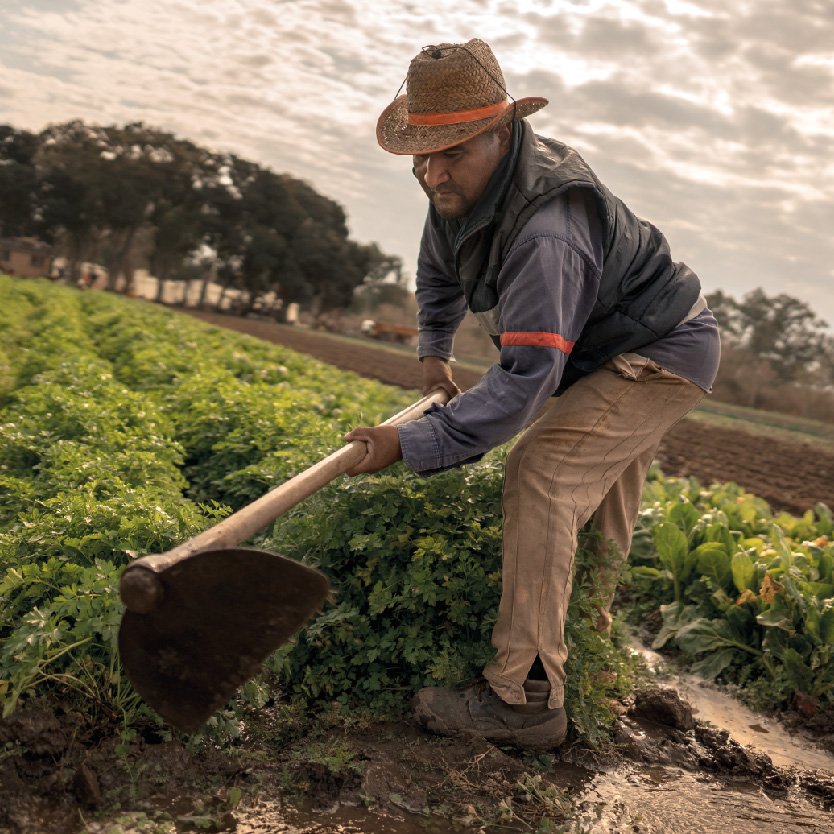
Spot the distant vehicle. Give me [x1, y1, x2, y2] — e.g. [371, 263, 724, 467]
[360, 319, 418, 345]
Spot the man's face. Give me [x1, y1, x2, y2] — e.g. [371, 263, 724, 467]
[412, 125, 511, 220]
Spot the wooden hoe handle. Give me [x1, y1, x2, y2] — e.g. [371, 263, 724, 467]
[120, 389, 450, 611]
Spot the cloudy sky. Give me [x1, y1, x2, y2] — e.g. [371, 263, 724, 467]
[2, 0, 833, 324]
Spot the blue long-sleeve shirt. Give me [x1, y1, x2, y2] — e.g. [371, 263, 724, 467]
[398, 187, 720, 476]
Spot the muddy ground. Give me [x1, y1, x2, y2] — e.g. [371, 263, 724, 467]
[3, 682, 833, 834]
[184, 311, 834, 516]
[4, 309, 834, 833]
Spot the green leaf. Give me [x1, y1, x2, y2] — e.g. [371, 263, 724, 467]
[801, 581, 834, 599]
[653, 522, 690, 595]
[691, 648, 737, 680]
[674, 618, 734, 656]
[695, 542, 732, 591]
[629, 566, 666, 579]
[651, 602, 696, 649]
[669, 501, 700, 535]
[756, 606, 792, 630]
[731, 551, 757, 594]
[771, 524, 795, 571]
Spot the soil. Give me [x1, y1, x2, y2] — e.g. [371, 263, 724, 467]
[184, 310, 833, 515]
[3, 686, 833, 834]
[4, 308, 834, 833]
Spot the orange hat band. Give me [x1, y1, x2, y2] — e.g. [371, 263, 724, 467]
[406, 99, 510, 126]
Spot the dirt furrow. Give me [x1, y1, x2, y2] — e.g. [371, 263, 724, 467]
[186, 310, 834, 515]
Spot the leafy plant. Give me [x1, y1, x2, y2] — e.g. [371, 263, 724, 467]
[625, 469, 834, 709]
[268, 460, 636, 745]
[0, 276, 407, 725]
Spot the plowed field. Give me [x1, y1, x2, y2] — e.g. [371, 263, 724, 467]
[187, 310, 834, 515]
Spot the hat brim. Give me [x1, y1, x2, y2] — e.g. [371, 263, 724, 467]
[377, 95, 548, 155]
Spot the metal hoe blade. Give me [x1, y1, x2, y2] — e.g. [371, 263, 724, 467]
[118, 391, 449, 732]
[118, 547, 329, 733]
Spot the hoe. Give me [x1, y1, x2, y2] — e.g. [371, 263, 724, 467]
[118, 391, 448, 732]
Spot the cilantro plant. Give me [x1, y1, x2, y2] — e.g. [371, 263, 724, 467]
[0, 276, 407, 726]
[269, 459, 635, 746]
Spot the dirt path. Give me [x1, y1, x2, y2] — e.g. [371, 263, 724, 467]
[186, 311, 834, 515]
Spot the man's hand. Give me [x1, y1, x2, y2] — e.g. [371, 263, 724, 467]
[344, 424, 403, 475]
[421, 356, 460, 399]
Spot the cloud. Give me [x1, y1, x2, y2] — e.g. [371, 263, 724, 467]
[0, 0, 832, 325]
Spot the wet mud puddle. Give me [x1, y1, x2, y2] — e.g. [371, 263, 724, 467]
[232, 644, 834, 834]
[575, 766, 830, 833]
[632, 640, 834, 772]
[574, 640, 834, 833]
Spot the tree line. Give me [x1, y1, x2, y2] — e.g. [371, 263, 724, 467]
[1, 120, 831, 421]
[0, 120, 403, 315]
[706, 288, 833, 421]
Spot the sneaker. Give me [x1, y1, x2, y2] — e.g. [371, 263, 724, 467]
[413, 679, 568, 751]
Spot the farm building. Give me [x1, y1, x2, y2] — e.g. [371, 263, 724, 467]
[0, 237, 53, 278]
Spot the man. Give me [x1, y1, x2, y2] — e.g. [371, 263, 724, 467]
[345, 39, 720, 751]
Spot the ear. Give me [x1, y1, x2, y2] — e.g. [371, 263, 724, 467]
[496, 123, 512, 154]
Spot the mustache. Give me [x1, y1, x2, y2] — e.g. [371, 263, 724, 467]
[416, 178, 462, 201]
[430, 185, 461, 196]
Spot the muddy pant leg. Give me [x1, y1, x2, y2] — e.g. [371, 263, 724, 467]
[483, 356, 704, 710]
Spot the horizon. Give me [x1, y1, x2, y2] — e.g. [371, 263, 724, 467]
[2, 1, 832, 326]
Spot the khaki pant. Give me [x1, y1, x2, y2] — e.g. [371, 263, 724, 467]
[483, 354, 704, 709]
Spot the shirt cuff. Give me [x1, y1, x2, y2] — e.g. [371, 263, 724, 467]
[397, 416, 486, 476]
[417, 328, 456, 361]
[397, 419, 441, 475]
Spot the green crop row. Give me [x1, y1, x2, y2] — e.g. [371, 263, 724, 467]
[624, 473, 834, 709]
[0, 275, 408, 729]
[3, 273, 831, 745]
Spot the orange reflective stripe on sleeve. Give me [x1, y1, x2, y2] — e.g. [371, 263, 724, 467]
[500, 331, 576, 354]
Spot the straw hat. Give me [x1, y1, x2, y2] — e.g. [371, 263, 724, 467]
[377, 39, 548, 156]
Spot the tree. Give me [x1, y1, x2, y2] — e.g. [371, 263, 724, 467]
[198, 156, 293, 312]
[818, 334, 834, 388]
[93, 123, 208, 290]
[147, 141, 220, 298]
[703, 289, 740, 338]
[33, 121, 210, 289]
[35, 126, 102, 283]
[292, 221, 361, 315]
[4, 118, 404, 317]
[351, 242, 407, 312]
[150, 203, 204, 301]
[706, 288, 831, 383]
[0, 126, 38, 238]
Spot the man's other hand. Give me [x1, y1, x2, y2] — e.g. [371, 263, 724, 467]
[421, 356, 461, 399]
[344, 425, 403, 475]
